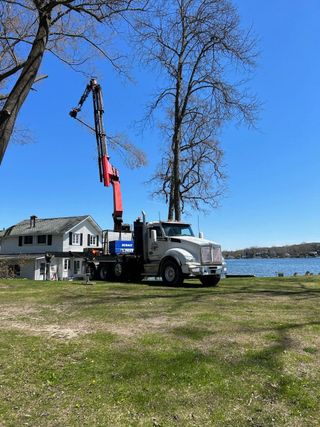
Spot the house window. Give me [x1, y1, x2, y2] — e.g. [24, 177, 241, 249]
[24, 236, 33, 244]
[72, 233, 80, 245]
[74, 260, 81, 274]
[64, 259, 70, 270]
[87, 234, 97, 246]
[37, 235, 46, 244]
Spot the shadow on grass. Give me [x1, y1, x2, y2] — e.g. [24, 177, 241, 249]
[53, 289, 213, 309]
[7, 282, 320, 321]
[131, 277, 319, 296]
[144, 279, 206, 288]
[235, 320, 320, 414]
[67, 320, 320, 418]
[52, 277, 320, 311]
[222, 280, 320, 300]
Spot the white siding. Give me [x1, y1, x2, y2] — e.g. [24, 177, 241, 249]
[1, 234, 63, 254]
[63, 220, 102, 252]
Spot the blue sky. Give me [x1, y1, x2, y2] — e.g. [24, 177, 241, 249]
[1, 0, 319, 250]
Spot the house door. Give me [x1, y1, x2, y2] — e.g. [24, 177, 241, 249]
[63, 258, 70, 278]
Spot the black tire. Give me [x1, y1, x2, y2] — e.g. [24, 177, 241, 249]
[161, 259, 184, 286]
[113, 262, 125, 282]
[200, 275, 220, 287]
[98, 264, 110, 281]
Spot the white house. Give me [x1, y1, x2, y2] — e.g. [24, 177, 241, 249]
[0, 215, 102, 280]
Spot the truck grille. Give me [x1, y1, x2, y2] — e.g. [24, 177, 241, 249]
[201, 245, 222, 264]
[212, 247, 222, 263]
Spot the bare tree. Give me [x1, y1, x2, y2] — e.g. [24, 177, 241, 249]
[0, 0, 147, 164]
[136, 0, 258, 220]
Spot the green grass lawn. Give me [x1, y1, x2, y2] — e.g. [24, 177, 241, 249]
[0, 277, 320, 426]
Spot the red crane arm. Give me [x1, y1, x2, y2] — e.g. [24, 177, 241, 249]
[69, 79, 123, 231]
[102, 156, 123, 230]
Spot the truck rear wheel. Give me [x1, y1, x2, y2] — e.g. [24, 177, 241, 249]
[162, 260, 184, 286]
[113, 262, 125, 282]
[200, 275, 220, 287]
[99, 265, 110, 281]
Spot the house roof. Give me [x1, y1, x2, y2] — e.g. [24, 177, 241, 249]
[4, 215, 95, 237]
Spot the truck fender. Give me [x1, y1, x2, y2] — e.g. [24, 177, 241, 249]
[159, 248, 194, 275]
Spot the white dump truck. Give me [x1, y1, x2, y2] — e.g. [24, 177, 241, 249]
[87, 213, 226, 286]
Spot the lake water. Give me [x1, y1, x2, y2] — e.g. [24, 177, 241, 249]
[225, 258, 320, 277]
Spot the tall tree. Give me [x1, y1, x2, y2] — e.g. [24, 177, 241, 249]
[136, 0, 258, 220]
[0, 0, 147, 164]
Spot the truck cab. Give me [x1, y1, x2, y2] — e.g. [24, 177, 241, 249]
[143, 220, 226, 286]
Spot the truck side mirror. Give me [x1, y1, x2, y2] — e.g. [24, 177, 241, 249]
[199, 232, 204, 239]
[151, 229, 157, 242]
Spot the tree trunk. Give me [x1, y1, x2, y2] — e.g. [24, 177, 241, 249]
[168, 175, 175, 220]
[167, 57, 183, 221]
[172, 129, 181, 221]
[0, 13, 50, 164]
[167, 129, 181, 221]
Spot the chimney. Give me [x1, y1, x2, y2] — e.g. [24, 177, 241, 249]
[30, 215, 37, 228]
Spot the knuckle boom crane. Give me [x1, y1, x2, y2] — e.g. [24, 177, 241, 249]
[69, 78, 123, 232]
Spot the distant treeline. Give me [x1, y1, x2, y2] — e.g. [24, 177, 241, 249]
[223, 242, 320, 259]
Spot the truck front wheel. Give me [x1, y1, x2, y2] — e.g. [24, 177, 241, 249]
[200, 275, 220, 287]
[162, 260, 184, 286]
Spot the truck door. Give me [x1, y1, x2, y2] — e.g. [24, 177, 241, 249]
[147, 226, 167, 262]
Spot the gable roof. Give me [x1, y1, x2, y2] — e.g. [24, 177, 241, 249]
[4, 215, 96, 237]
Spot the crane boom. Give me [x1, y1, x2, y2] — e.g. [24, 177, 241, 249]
[69, 79, 123, 231]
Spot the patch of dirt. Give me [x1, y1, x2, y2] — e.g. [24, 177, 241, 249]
[0, 321, 85, 339]
[0, 304, 186, 340]
[0, 304, 38, 319]
[0, 283, 11, 288]
[0, 303, 92, 339]
[86, 315, 184, 339]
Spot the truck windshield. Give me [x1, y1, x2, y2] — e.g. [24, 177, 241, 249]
[162, 223, 194, 237]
